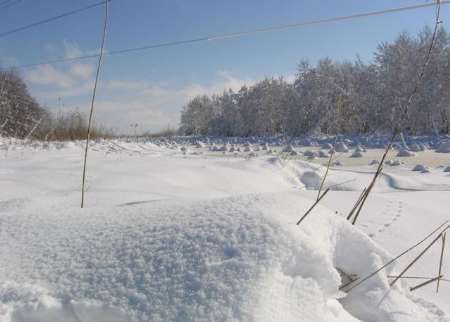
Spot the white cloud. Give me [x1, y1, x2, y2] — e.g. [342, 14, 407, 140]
[25, 42, 96, 99]
[92, 71, 255, 133]
[26, 64, 79, 88]
[106, 80, 150, 91]
[94, 99, 180, 133]
[23, 41, 254, 133]
[31, 82, 94, 101]
[69, 63, 95, 79]
[178, 71, 254, 99]
[26, 62, 94, 91]
[63, 40, 84, 59]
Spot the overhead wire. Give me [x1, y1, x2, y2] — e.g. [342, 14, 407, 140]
[0, 0, 22, 9]
[0, 0, 109, 39]
[7, 0, 450, 69]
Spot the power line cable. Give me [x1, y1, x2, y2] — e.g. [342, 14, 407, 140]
[0, 0, 15, 6]
[0, 0, 22, 9]
[8, 0, 450, 69]
[0, 0, 109, 39]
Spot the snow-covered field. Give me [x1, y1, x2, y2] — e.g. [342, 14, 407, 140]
[0, 137, 449, 322]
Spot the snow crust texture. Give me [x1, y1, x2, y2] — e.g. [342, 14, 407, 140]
[0, 194, 351, 322]
[1, 193, 447, 322]
[1, 137, 450, 322]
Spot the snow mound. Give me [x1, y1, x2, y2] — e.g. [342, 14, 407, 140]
[281, 144, 295, 153]
[350, 150, 363, 158]
[412, 164, 427, 172]
[334, 142, 349, 153]
[318, 150, 329, 158]
[0, 283, 131, 322]
[1, 193, 443, 322]
[436, 141, 450, 153]
[195, 141, 205, 148]
[303, 150, 317, 158]
[386, 159, 402, 166]
[397, 149, 415, 157]
[0, 195, 337, 322]
[299, 171, 322, 189]
[409, 142, 425, 152]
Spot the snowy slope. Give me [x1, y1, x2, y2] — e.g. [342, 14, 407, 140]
[0, 139, 449, 322]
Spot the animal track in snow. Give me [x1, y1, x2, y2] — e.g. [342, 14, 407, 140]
[368, 200, 403, 239]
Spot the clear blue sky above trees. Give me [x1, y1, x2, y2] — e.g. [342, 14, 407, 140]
[1, 0, 448, 132]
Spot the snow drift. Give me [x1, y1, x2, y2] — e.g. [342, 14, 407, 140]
[0, 192, 447, 322]
[1, 139, 449, 321]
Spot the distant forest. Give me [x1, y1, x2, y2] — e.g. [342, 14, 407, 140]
[1, 27, 450, 139]
[180, 27, 450, 137]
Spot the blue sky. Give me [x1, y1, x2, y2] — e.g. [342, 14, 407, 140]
[1, 0, 449, 133]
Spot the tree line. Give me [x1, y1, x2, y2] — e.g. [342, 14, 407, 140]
[0, 69, 112, 140]
[180, 27, 450, 137]
[1, 27, 449, 140]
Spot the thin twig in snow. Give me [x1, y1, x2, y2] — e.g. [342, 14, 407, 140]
[390, 231, 444, 288]
[437, 232, 446, 293]
[81, 0, 109, 208]
[296, 188, 330, 226]
[387, 275, 450, 283]
[351, 165, 383, 225]
[317, 148, 334, 201]
[341, 221, 448, 292]
[410, 275, 443, 292]
[346, 187, 367, 221]
[346, 132, 394, 226]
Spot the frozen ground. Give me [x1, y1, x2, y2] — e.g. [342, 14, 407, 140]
[0, 137, 449, 322]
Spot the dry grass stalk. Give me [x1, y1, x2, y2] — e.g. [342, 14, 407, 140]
[347, 133, 394, 226]
[81, 0, 109, 208]
[352, 166, 383, 225]
[326, 179, 356, 190]
[410, 275, 443, 292]
[296, 188, 330, 226]
[341, 221, 448, 292]
[390, 232, 444, 288]
[437, 232, 446, 293]
[317, 148, 334, 201]
[346, 187, 367, 221]
[387, 275, 450, 283]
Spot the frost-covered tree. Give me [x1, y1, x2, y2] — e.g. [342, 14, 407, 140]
[179, 27, 450, 137]
[0, 69, 48, 138]
[180, 95, 214, 135]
